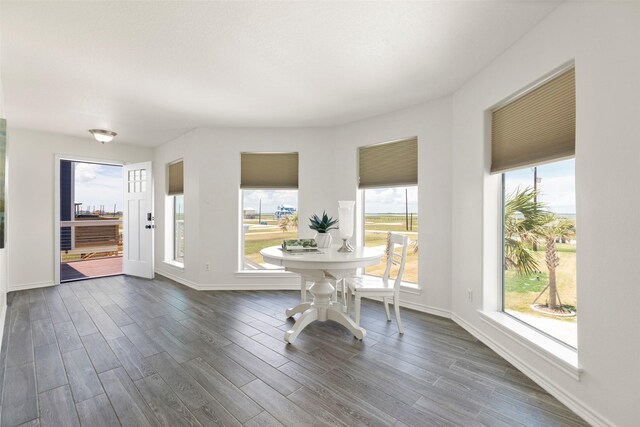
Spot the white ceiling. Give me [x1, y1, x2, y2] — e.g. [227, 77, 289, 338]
[1, 1, 560, 147]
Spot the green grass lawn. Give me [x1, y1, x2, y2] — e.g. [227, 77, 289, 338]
[242, 214, 419, 279]
[244, 229, 297, 266]
[504, 243, 577, 322]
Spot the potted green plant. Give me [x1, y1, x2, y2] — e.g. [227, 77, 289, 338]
[309, 211, 338, 248]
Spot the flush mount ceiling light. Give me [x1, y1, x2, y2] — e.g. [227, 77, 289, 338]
[88, 129, 117, 144]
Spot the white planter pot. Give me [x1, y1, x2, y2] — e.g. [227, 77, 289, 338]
[315, 233, 332, 248]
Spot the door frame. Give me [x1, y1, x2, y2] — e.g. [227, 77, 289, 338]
[53, 154, 125, 285]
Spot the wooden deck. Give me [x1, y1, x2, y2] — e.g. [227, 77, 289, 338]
[60, 256, 123, 282]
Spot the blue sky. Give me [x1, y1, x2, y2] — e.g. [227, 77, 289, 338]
[504, 158, 576, 214]
[74, 162, 123, 213]
[76, 159, 572, 216]
[243, 189, 298, 214]
[243, 186, 418, 214]
[364, 186, 418, 214]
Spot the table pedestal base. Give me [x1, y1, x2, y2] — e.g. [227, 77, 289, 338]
[284, 278, 366, 344]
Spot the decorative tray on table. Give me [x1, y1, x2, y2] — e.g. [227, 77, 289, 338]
[280, 239, 323, 254]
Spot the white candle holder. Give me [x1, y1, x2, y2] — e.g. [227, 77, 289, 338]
[337, 201, 355, 252]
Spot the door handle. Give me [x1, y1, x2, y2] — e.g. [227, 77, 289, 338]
[145, 225, 155, 229]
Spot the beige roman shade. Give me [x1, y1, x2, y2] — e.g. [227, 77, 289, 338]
[167, 160, 184, 195]
[491, 68, 576, 173]
[241, 152, 299, 189]
[358, 138, 418, 188]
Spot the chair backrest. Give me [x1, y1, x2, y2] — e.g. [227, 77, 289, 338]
[383, 233, 409, 291]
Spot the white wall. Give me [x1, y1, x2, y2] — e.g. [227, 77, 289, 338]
[451, 2, 640, 425]
[154, 127, 340, 288]
[7, 129, 153, 290]
[153, 100, 453, 317]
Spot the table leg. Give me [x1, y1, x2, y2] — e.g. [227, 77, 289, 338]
[284, 308, 318, 344]
[285, 302, 312, 318]
[327, 304, 366, 340]
[284, 277, 367, 343]
[283, 277, 332, 343]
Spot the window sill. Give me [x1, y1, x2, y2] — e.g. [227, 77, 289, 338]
[234, 270, 297, 279]
[400, 282, 422, 294]
[478, 310, 581, 380]
[162, 260, 184, 270]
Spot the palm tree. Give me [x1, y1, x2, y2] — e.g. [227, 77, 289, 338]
[504, 188, 550, 275]
[279, 212, 298, 232]
[538, 219, 575, 310]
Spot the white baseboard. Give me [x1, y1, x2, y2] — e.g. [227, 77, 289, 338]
[398, 299, 451, 318]
[8, 281, 55, 292]
[0, 301, 6, 354]
[156, 270, 453, 313]
[363, 295, 451, 319]
[155, 270, 300, 291]
[451, 313, 611, 427]
[155, 269, 200, 289]
[156, 270, 451, 316]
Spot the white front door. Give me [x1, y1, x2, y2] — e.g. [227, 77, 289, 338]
[123, 162, 154, 278]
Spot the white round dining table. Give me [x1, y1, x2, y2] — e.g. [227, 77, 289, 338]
[260, 245, 383, 344]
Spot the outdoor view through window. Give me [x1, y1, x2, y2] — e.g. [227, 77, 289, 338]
[364, 186, 418, 284]
[174, 195, 184, 263]
[242, 189, 298, 270]
[503, 158, 577, 347]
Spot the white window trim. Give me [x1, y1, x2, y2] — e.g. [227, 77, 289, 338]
[164, 194, 184, 267]
[163, 259, 184, 270]
[478, 310, 581, 380]
[173, 195, 184, 264]
[163, 195, 173, 264]
[485, 162, 579, 380]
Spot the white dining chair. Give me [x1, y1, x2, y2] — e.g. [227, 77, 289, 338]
[346, 233, 408, 334]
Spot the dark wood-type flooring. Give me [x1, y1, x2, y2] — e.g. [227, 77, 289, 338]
[0, 275, 588, 426]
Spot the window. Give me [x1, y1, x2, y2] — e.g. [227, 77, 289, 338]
[363, 186, 418, 283]
[493, 67, 576, 347]
[241, 190, 298, 270]
[240, 152, 298, 271]
[174, 195, 184, 263]
[502, 159, 576, 347]
[167, 160, 184, 265]
[358, 138, 418, 285]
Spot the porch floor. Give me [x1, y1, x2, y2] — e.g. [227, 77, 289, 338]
[60, 256, 123, 282]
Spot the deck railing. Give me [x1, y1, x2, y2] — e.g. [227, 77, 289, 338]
[60, 219, 123, 256]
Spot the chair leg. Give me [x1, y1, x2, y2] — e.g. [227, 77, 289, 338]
[355, 295, 362, 326]
[394, 296, 404, 334]
[300, 276, 306, 303]
[342, 280, 348, 306]
[383, 297, 391, 322]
